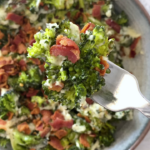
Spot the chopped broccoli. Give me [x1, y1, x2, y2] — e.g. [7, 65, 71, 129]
[20, 106, 30, 116]
[0, 91, 19, 118]
[31, 96, 46, 106]
[116, 11, 128, 25]
[0, 137, 10, 148]
[11, 130, 42, 150]
[8, 66, 43, 92]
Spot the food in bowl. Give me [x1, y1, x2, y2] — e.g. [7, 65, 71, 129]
[0, 0, 141, 150]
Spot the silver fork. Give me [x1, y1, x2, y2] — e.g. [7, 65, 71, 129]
[91, 60, 150, 118]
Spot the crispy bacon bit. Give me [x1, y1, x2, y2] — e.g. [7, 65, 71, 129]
[92, 5, 101, 20]
[33, 117, 40, 126]
[0, 69, 8, 88]
[77, 113, 91, 123]
[6, 13, 23, 24]
[0, 31, 4, 40]
[50, 118, 73, 130]
[48, 82, 64, 92]
[49, 137, 64, 150]
[50, 35, 80, 64]
[81, 23, 95, 33]
[26, 88, 39, 97]
[54, 129, 67, 139]
[40, 127, 50, 138]
[0, 56, 14, 68]
[7, 112, 14, 120]
[0, 119, 7, 131]
[18, 43, 27, 54]
[29, 58, 41, 65]
[19, 59, 27, 71]
[17, 122, 31, 135]
[86, 98, 94, 105]
[39, 64, 45, 72]
[51, 110, 64, 121]
[106, 19, 121, 33]
[26, 100, 37, 110]
[31, 107, 41, 115]
[29, 39, 36, 46]
[79, 134, 90, 148]
[130, 36, 141, 58]
[96, 57, 109, 76]
[13, 34, 23, 45]
[36, 120, 44, 131]
[41, 110, 52, 124]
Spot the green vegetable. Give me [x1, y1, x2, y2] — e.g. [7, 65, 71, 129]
[8, 66, 43, 92]
[0, 91, 19, 118]
[11, 130, 42, 150]
[20, 106, 30, 116]
[31, 96, 46, 106]
[116, 11, 128, 25]
[41, 145, 55, 150]
[0, 137, 10, 148]
[68, 145, 80, 150]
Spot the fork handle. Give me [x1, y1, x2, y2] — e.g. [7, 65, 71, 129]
[137, 102, 150, 118]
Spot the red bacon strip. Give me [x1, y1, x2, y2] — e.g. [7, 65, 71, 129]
[49, 137, 64, 150]
[54, 129, 68, 139]
[106, 19, 121, 33]
[51, 110, 64, 121]
[6, 13, 23, 24]
[0, 56, 14, 68]
[79, 134, 90, 148]
[17, 122, 31, 135]
[41, 110, 52, 124]
[0, 119, 7, 131]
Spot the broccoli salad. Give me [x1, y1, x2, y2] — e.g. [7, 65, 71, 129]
[0, 0, 140, 150]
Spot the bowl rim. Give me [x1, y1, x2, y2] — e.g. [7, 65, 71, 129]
[130, 0, 150, 149]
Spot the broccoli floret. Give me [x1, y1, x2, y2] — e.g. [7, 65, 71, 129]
[99, 123, 115, 147]
[8, 66, 43, 92]
[11, 130, 42, 150]
[31, 96, 46, 106]
[0, 91, 19, 118]
[116, 11, 128, 25]
[20, 106, 30, 116]
[0, 137, 10, 148]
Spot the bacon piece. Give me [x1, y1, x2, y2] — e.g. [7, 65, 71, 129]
[86, 98, 94, 105]
[2, 65, 16, 75]
[13, 34, 23, 45]
[77, 113, 91, 123]
[56, 35, 79, 50]
[40, 127, 50, 138]
[9, 44, 17, 52]
[18, 43, 27, 54]
[92, 5, 101, 20]
[48, 82, 64, 92]
[81, 23, 95, 34]
[36, 120, 44, 131]
[7, 112, 14, 120]
[49, 137, 64, 150]
[54, 129, 67, 139]
[79, 134, 90, 148]
[26, 100, 37, 110]
[50, 118, 73, 130]
[95, 57, 109, 76]
[6, 13, 23, 24]
[39, 64, 45, 72]
[51, 110, 64, 121]
[106, 19, 121, 33]
[50, 35, 80, 64]
[29, 39, 36, 46]
[0, 56, 14, 68]
[17, 122, 31, 135]
[0, 31, 4, 40]
[26, 88, 39, 97]
[41, 110, 52, 124]
[130, 36, 141, 58]
[31, 107, 41, 115]
[0, 119, 7, 130]
[22, 21, 32, 32]
[50, 45, 80, 64]
[0, 69, 8, 87]
[19, 59, 27, 71]
[29, 58, 41, 65]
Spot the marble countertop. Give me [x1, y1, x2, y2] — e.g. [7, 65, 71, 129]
[135, 0, 150, 149]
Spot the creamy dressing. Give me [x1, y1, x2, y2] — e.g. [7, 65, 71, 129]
[72, 124, 86, 133]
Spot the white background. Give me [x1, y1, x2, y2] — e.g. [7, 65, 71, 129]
[136, 0, 150, 150]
